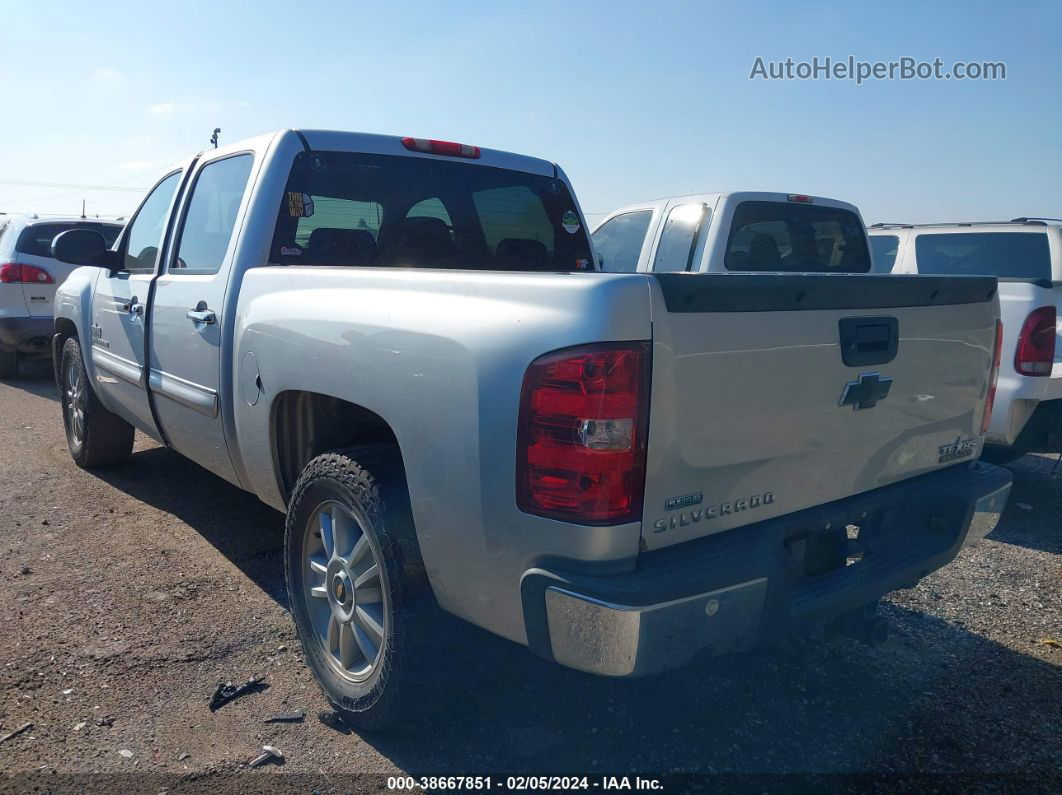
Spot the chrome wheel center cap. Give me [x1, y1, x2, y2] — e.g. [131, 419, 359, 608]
[332, 576, 347, 604]
[326, 563, 355, 620]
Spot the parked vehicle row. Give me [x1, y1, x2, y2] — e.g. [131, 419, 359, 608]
[591, 197, 1062, 464]
[868, 220, 1061, 462]
[42, 129, 1011, 729]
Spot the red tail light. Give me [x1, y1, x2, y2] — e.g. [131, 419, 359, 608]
[1014, 306, 1056, 376]
[517, 342, 650, 525]
[981, 320, 1003, 435]
[401, 137, 481, 159]
[0, 263, 53, 284]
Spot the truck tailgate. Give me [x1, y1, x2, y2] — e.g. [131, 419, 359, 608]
[641, 273, 999, 550]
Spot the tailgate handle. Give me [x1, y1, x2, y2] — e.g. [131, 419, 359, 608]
[839, 317, 899, 366]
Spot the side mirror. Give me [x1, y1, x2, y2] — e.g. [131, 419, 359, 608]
[51, 229, 122, 272]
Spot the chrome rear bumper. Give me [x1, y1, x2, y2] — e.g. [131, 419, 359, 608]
[544, 579, 767, 677]
[523, 462, 1013, 678]
[963, 478, 1010, 545]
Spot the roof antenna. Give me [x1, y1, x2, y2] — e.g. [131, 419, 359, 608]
[81, 199, 86, 219]
[210, 128, 221, 149]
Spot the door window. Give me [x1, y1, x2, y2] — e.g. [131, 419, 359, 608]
[591, 210, 652, 273]
[171, 154, 254, 275]
[123, 172, 182, 273]
[654, 203, 709, 272]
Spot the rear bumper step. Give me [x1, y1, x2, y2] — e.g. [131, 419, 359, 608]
[521, 462, 1011, 677]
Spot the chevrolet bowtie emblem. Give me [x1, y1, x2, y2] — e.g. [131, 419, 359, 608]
[839, 372, 893, 410]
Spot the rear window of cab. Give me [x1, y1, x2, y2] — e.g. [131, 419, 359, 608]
[16, 222, 121, 258]
[724, 201, 871, 273]
[270, 151, 593, 272]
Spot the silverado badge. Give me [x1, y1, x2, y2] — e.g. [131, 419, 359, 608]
[653, 492, 774, 533]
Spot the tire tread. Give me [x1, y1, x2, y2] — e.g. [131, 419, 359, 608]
[61, 337, 134, 468]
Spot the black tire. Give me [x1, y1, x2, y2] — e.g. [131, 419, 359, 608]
[284, 445, 439, 731]
[59, 336, 135, 468]
[0, 350, 17, 379]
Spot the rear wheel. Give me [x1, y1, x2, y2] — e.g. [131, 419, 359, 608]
[0, 350, 17, 379]
[285, 445, 439, 731]
[59, 336, 134, 468]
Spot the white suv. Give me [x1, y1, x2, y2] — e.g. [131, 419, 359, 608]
[0, 215, 122, 377]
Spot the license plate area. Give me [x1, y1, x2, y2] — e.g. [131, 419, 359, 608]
[784, 509, 877, 578]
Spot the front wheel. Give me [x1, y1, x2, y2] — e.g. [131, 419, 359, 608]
[59, 336, 134, 468]
[284, 445, 438, 731]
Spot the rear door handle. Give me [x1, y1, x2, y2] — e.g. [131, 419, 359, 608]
[186, 308, 216, 325]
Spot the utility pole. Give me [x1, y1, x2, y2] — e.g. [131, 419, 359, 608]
[210, 128, 221, 149]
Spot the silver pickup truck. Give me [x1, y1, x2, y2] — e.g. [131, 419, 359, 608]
[50, 129, 1011, 729]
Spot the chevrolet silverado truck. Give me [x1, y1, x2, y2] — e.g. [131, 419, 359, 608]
[50, 131, 1011, 729]
[869, 220, 1061, 463]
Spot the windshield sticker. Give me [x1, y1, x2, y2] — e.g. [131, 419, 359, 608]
[287, 192, 315, 218]
[575, 258, 590, 270]
[562, 210, 580, 234]
[280, 246, 302, 256]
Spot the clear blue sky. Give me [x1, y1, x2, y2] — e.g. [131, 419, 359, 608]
[1, 0, 1059, 225]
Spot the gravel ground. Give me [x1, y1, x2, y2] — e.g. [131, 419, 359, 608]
[0, 360, 1059, 792]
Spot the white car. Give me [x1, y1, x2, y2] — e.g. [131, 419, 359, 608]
[869, 219, 1062, 461]
[0, 214, 122, 377]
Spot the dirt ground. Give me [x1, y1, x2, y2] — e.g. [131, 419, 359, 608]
[0, 359, 1059, 792]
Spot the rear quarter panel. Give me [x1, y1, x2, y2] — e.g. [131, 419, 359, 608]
[234, 267, 654, 644]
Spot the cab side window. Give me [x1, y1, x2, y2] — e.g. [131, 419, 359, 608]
[171, 154, 254, 275]
[869, 235, 900, 272]
[591, 210, 652, 272]
[123, 171, 181, 273]
[653, 204, 709, 272]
